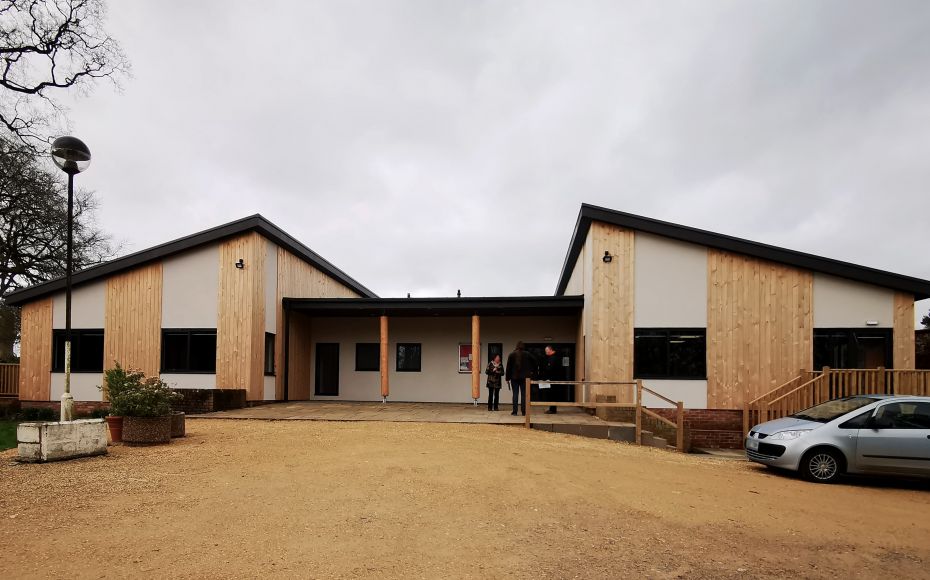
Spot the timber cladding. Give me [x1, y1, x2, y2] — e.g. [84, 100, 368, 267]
[587, 221, 634, 383]
[19, 298, 53, 401]
[893, 292, 915, 368]
[104, 262, 163, 377]
[216, 232, 266, 400]
[707, 249, 813, 408]
[275, 246, 360, 400]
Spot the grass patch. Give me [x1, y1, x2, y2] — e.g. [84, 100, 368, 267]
[0, 420, 18, 451]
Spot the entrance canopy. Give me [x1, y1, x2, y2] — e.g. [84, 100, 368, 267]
[283, 296, 584, 317]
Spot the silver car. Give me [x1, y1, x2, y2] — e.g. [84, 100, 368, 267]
[746, 395, 930, 483]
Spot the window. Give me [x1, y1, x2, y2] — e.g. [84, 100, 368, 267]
[873, 402, 930, 429]
[813, 329, 892, 370]
[52, 330, 104, 373]
[396, 343, 422, 372]
[264, 333, 275, 376]
[355, 343, 380, 371]
[161, 330, 217, 373]
[634, 329, 706, 379]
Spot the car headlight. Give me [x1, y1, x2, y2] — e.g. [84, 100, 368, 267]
[768, 429, 811, 440]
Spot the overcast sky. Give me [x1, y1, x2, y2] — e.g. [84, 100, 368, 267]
[60, 1, 930, 318]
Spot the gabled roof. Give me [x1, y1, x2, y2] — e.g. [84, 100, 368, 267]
[5, 214, 378, 306]
[555, 204, 930, 300]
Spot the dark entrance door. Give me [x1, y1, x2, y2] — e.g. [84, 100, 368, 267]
[524, 343, 576, 402]
[315, 343, 339, 396]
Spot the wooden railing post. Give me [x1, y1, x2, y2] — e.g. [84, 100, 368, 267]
[676, 401, 684, 452]
[877, 366, 886, 395]
[524, 377, 531, 428]
[743, 400, 750, 437]
[635, 379, 642, 445]
[822, 366, 831, 399]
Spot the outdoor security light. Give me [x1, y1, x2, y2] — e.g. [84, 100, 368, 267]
[235, 259, 245, 269]
[602, 251, 613, 263]
[51, 136, 92, 175]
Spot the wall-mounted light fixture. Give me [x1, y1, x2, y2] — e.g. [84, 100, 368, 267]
[235, 259, 245, 269]
[865, 320, 879, 326]
[602, 251, 612, 263]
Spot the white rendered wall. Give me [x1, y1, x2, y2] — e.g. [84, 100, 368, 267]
[633, 232, 707, 328]
[813, 273, 895, 328]
[52, 280, 105, 329]
[160, 374, 217, 389]
[264, 239, 277, 334]
[305, 315, 578, 403]
[50, 373, 103, 402]
[640, 379, 708, 409]
[263, 375, 276, 400]
[161, 244, 219, 328]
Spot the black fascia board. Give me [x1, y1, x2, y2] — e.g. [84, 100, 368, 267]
[283, 296, 584, 317]
[555, 203, 930, 300]
[6, 214, 377, 306]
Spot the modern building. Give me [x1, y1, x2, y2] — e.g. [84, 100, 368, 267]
[8, 204, 930, 412]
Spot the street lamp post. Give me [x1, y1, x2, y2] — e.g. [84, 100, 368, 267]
[50, 136, 92, 423]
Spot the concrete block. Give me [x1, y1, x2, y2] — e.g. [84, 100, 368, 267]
[577, 425, 609, 439]
[608, 425, 635, 442]
[17, 419, 108, 463]
[552, 424, 583, 436]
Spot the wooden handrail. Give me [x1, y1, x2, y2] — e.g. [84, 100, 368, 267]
[766, 374, 824, 406]
[641, 385, 677, 407]
[747, 375, 801, 406]
[641, 407, 677, 429]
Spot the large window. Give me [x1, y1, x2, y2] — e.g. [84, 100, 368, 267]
[161, 330, 217, 373]
[52, 330, 104, 373]
[396, 343, 422, 372]
[355, 343, 380, 371]
[634, 329, 706, 380]
[813, 329, 892, 370]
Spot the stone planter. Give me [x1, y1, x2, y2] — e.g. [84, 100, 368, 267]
[171, 412, 185, 438]
[122, 416, 171, 445]
[17, 419, 108, 462]
[105, 416, 124, 443]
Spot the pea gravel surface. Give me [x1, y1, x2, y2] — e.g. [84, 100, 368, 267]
[1, 419, 929, 579]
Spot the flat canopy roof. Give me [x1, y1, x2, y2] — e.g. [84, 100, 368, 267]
[283, 296, 584, 317]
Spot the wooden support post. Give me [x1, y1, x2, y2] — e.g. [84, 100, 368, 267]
[635, 379, 642, 445]
[471, 315, 480, 403]
[524, 377, 531, 428]
[877, 366, 886, 395]
[380, 315, 389, 402]
[676, 401, 685, 452]
[742, 400, 749, 437]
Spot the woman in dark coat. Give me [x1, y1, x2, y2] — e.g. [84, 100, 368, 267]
[485, 354, 504, 411]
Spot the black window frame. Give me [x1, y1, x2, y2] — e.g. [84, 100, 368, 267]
[264, 332, 276, 376]
[160, 329, 218, 374]
[51, 329, 105, 373]
[633, 328, 707, 380]
[396, 343, 422, 373]
[813, 328, 893, 370]
[355, 343, 380, 372]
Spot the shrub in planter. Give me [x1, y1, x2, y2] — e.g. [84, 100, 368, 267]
[100, 363, 146, 443]
[118, 375, 181, 445]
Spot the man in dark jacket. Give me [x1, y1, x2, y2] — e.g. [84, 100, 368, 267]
[540, 345, 566, 414]
[505, 341, 536, 416]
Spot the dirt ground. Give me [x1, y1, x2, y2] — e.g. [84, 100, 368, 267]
[1, 420, 929, 579]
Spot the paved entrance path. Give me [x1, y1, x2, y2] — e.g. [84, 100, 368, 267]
[190, 400, 608, 425]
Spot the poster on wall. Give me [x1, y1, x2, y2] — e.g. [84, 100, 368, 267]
[458, 344, 473, 373]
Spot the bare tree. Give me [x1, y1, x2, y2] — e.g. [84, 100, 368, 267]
[0, 136, 116, 360]
[0, 0, 129, 147]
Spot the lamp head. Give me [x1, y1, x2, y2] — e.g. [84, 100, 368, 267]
[51, 136, 91, 175]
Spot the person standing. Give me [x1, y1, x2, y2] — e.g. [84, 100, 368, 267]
[485, 354, 504, 411]
[540, 345, 566, 414]
[505, 341, 536, 416]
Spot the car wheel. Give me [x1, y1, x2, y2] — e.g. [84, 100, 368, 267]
[801, 449, 843, 483]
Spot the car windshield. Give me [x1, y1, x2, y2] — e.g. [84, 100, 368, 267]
[790, 397, 878, 423]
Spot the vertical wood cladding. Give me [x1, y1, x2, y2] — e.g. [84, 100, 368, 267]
[104, 262, 163, 377]
[707, 250, 813, 408]
[274, 246, 360, 400]
[216, 232, 266, 400]
[893, 292, 915, 368]
[587, 221, 635, 382]
[18, 298, 53, 401]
